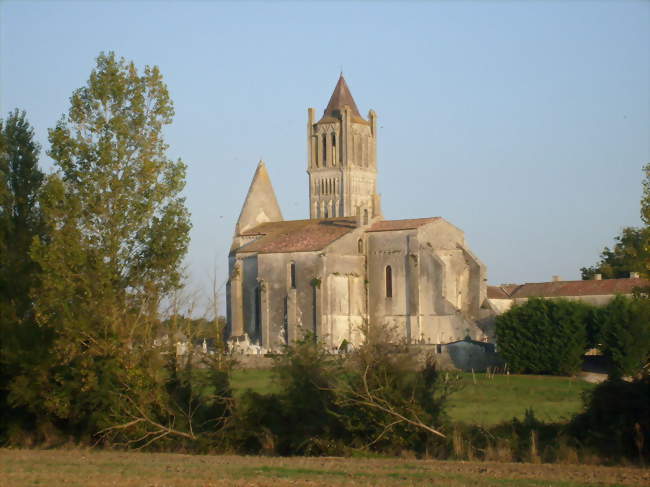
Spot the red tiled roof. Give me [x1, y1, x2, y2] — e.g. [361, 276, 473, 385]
[488, 278, 649, 299]
[487, 286, 513, 299]
[366, 217, 441, 233]
[238, 217, 357, 254]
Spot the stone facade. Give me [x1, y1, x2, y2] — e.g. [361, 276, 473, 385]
[227, 76, 488, 352]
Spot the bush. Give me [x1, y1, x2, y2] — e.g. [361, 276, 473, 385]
[225, 334, 345, 455]
[597, 295, 650, 378]
[496, 298, 590, 375]
[570, 375, 650, 462]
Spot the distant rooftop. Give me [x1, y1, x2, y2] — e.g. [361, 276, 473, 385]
[488, 277, 649, 299]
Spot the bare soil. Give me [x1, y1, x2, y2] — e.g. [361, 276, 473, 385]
[1, 449, 648, 486]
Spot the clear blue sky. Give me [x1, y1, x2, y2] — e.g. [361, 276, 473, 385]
[2, 1, 649, 312]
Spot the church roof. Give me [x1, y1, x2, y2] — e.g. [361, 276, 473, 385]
[238, 217, 357, 254]
[235, 161, 283, 234]
[318, 74, 367, 124]
[487, 278, 649, 299]
[367, 217, 441, 232]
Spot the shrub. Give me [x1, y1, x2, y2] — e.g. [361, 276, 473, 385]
[597, 295, 650, 378]
[570, 375, 650, 462]
[496, 298, 590, 375]
[334, 323, 455, 456]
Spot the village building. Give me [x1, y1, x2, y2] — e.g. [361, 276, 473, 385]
[485, 273, 649, 314]
[226, 76, 488, 352]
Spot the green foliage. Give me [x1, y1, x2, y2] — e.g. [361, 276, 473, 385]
[581, 226, 650, 280]
[642, 163, 650, 227]
[226, 327, 453, 457]
[596, 295, 650, 378]
[334, 324, 453, 455]
[496, 298, 589, 375]
[582, 165, 650, 280]
[5, 52, 192, 441]
[570, 375, 650, 462]
[227, 334, 344, 455]
[0, 109, 45, 442]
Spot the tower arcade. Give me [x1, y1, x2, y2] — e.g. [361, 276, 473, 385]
[307, 75, 381, 222]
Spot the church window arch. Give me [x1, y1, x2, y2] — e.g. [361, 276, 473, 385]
[322, 134, 327, 166]
[358, 239, 363, 254]
[254, 285, 262, 340]
[331, 133, 336, 166]
[385, 265, 393, 298]
[289, 261, 296, 289]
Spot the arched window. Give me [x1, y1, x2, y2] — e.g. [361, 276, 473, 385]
[363, 209, 369, 225]
[385, 265, 393, 298]
[254, 285, 262, 338]
[322, 133, 327, 166]
[289, 262, 296, 289]
[331, 133, 336, 166]
[358, 239, 363, 254]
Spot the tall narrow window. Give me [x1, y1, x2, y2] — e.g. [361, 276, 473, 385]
[358, 239, 363, 254]
[363, 209, 369, 225]
[290, 262, 296, 289]
[385, 265, 393, 298]
[322, 134, 327, 166]
[254, 285, 261, 339]
[331, 133, 336, 166]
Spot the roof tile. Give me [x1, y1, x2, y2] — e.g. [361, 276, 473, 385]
[367, 217, 441, 233]
[239, 217, 357, 254]
[489, 278, 649, 299]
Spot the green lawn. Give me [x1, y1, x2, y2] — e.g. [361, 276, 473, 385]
[230, 369, 595, 425]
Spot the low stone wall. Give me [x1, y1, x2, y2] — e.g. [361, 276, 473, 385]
[233, 354, 275, 369]
[410, 342, 505, 372]
[229, 341, 504, 372]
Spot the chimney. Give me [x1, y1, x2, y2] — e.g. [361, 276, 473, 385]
[630, 272, 640, 279]
[552, 275, 562, 282]
[593, 274, 602, 280]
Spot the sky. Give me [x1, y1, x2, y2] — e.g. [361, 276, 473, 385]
[2, 1, 649, 313]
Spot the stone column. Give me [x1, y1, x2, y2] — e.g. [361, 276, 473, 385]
[229, 260, 244, 336]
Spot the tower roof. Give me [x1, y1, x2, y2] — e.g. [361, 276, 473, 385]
[319, 74, 366, 123]
[235, 160, 283, 235]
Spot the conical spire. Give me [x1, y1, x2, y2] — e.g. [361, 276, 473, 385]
[235, 160, 283, 234]
[320, 74, 363, 121]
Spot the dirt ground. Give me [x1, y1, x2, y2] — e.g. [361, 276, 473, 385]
[1, 449, 648, 487]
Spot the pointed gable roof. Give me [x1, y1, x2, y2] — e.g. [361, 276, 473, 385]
[235, 161, 283, 235]
[318, 74, 366, 123]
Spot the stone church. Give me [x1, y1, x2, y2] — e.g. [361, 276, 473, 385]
[227, 75, 488, 351]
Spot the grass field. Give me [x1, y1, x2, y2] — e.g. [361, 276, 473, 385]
[230, 369, 595, 425]
[2, 449, 647, 486]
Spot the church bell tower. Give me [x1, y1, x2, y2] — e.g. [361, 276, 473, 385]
[307, 75, 380, 223]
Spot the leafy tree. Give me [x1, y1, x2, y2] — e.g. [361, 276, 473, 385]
[597, 295, 650, 378]
[496, 298, 589, 375]
[642, 163, 650, 227]
[581, 227, 649, 280]
[0, 109, 45, 441]
[0, 109, 44, 322]
[582, 164, 650, 280]
[7, 52, 191, 440]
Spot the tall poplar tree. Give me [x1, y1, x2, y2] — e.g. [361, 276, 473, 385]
[0, 110, 45, 439]
[10, 52, 191, 436]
